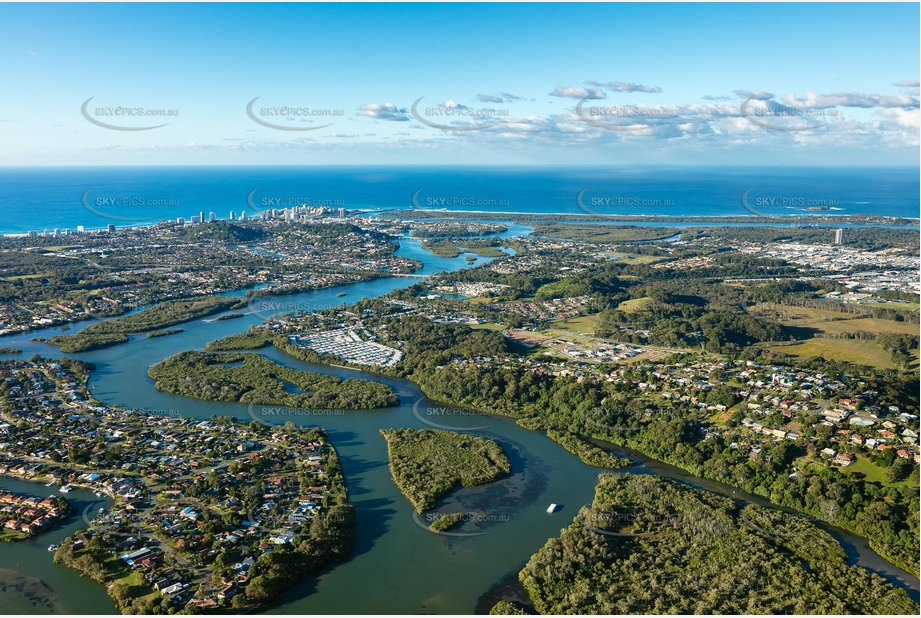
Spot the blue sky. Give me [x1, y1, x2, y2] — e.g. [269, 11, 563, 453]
[0, 2, 918, 166]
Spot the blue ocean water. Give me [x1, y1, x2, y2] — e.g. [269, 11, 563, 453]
[0, 166, 917, 235]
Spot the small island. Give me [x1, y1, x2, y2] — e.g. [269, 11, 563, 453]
[148, 350, 398, 409]
[428, 512, 467, 533]
[380, 428, 511, 513]
[146, 329, 183, 338]
[48, 297, 245, 352]
[0, 347, 21, 354]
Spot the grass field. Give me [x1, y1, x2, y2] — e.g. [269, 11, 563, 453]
[816, 317, 919, 336]
[618, 297, 656, 313]
[843, 455, 890, 485]
[753, 303, 919, 369]
[549, 314, 600, 335]
[612, 253, 665, 265]
[870, 301, 921, 312]
[764, 339, 897, 369]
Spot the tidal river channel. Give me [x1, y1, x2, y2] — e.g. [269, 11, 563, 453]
[0, 233, 918, 614]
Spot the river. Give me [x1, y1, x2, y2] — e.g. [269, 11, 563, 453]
[0, 233, 917, 614]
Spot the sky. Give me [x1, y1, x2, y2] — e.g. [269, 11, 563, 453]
[0, 2, 918, 166]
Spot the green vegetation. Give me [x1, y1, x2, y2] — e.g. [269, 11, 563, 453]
[320, 302, 918, 575]
[216, 313, 245, 321]
[617, 296, 656, 313]
[49, 297, 243, 352]
[421, 238, 511, 259]
[489, 600, 529, 615]
[146, 329, 182, 338]
[764, 339, 899, 370]
[380, 428, 511, 512]
[148, 350, 398, 409]
[428, 512, 467, 532]
[0, 347, 22, 354]
[545, 430, 630, 469]
[47, 332, 128, 352]
[752, 303, 919, 369]
[520, 474, 918, 614]
[531, 223, 680, 243]
[205, 330, 275, 351]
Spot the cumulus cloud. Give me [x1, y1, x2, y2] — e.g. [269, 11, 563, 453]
[735, 89, 774, 101]
[893, 80, 920, 88]
[477, 92, 526, 103]
[781, 91, 919, 109]
[358, 103, 409, 121]
[550, 85, 606, 100]
[586, 80, 662, 93]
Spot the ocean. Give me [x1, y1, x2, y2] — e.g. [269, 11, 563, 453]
[0, 166, 917, 235]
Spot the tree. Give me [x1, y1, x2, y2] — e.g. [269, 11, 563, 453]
[886, 458, 913, 484]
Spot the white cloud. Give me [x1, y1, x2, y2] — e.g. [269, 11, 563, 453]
[782, 91, 919, 109]
[549, 85, 606, 100]
[734, 89, 774, 101]
[357, 103, 409, 121]
[586, 80, 662, 93]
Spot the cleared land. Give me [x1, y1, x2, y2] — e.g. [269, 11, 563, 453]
[751, 303, 919, 369]
[764, 339, 897, 370]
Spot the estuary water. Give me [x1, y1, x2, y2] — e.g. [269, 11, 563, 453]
[0, 236, 918, 614]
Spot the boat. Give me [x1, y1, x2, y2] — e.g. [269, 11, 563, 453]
[45, 480, 56, 487]
[59, 484, 74, 493]
[94, 492, 103, 497]
[47, 544, 58, 552]
[547, 503, 558, 514]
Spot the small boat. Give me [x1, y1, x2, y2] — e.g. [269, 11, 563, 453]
[547, 504, 558, 514]
[47, 544, 58, 552]
[98, 507, 105, 513]
[94, 492, 102, 497]
[59, 484, 73, 493]
[45, 480, 56, 487]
